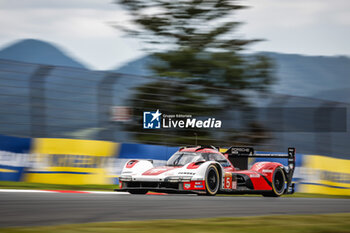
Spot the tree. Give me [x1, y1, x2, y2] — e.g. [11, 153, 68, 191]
[114, 0, 274, 146]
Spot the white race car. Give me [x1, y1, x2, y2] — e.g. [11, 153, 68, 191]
[117, 145, 295, 196]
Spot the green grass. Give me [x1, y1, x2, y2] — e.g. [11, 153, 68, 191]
[285, 192, 350, 199]
[1, 213, 350, 233]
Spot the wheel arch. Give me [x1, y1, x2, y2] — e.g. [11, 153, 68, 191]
[270, 166, 286, 196]
[211, 162, 223, 189]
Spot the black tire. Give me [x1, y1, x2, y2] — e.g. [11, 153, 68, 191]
[128, 190, 148, 195]
[262, 167, 286, 197]
[204, 165, 220, 196]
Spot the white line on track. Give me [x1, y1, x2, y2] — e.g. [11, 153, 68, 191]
[0, 189, 131, 194]
[0, 189, 53, 193]
[86, 191, 130, 195]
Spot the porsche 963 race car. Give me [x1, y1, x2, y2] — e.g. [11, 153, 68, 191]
[117, 146, 296, 197]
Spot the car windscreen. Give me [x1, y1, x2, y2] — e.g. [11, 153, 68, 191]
[166, 152, 202, 166]
[200, 153, 231, 167]
[166, 151, 231, 167]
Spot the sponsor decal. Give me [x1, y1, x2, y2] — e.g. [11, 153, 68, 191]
[224, 176, 232, 189]
[48, 154, 109, 168]
[25, 138, 117, 185]
[183, 181, 204, 190]
[250, 173, 261, 178]
[178, 172, 196, 175]
[143, 110, 222, 129]
[262, 169, 273, 173]
[230, 147, 252, 154]
[232, 180, 237, 189]
[300, 155, 350, 195]
[0, 150, 31, 167]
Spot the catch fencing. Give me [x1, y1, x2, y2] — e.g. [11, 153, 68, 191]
[0, 59, 349, 158]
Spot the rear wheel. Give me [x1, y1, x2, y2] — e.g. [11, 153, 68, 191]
[128, 190, 148, 195]
[262, 167, 286, 197]
[204, 165, 220, 196]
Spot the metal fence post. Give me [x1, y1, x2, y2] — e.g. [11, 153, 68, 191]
[29, 65, 53, 138]
[267, 94, 290, 151]
[314, 102, 335, 156]
[97, 72, 121, 141]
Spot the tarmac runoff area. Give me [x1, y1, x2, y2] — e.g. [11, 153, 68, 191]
[0, 189, 349, 227]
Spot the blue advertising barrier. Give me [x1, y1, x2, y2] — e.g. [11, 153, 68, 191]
[0, 165, 26, 181]
[118, 143, 178, 160]
[0, 134, 32, 181]
[0, 133, 315, 194]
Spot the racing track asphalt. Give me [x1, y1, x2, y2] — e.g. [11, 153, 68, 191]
[0, 192, 349, 227]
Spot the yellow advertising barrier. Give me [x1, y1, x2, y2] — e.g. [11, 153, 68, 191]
[25, 138, 118, 185]
[300, 155, 350, 195]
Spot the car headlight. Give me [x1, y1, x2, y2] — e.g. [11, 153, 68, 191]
[119, 175, 132, 182]
[166, 176, 180, 182]
[180, 176, 192, 182]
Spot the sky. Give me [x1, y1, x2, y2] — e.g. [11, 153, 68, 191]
[0, 0, 349, 70]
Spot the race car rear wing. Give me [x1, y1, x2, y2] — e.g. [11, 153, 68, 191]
[224, 147, 296, 192]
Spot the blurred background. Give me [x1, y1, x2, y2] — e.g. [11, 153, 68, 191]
[0, 56, 349, 157]
[0, 0, 349, 158]
[0, 0, 349, 191]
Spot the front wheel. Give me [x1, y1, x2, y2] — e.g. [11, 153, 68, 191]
[262, 167, 286, 197]
[128, 190, 148, 195]
[204, 165, 220, 196]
